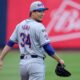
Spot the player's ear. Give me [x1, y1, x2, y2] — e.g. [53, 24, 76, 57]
[30, 11, 36, 17]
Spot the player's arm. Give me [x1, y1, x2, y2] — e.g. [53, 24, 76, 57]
[0, 25, 18, 60]
[0, 40, 15, 60]
[0, 40, 15, 69]
[43, 43, 64, 64]
[0, 25, 18, 69]
[37, 24, 64, 64]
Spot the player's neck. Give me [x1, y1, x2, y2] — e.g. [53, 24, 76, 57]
[30, 17, 42, 22]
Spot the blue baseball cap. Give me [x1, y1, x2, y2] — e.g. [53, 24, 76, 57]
[30, 1, 48, 12]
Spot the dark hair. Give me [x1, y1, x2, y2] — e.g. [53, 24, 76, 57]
[29, 10, 37, 17]
[29, 10, 45, 16]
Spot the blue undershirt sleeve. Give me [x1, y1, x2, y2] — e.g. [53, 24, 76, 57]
[7, 40, 15, 47]
[43, 43, 55, 56]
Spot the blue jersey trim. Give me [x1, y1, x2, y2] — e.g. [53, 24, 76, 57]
[7, 40, 15, 47]
[43, 43, 55, 56]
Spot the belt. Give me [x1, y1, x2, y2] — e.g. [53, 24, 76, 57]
[20, 55, 44, 60]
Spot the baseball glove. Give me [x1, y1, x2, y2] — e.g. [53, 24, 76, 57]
[55, 63, 71, 77]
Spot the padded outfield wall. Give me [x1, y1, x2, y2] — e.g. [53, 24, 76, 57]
[0, 0, 80, 49]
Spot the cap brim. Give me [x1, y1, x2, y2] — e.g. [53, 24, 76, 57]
[35, 8, 48, 11]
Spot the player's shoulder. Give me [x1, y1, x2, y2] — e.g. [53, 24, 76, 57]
[18, 20, 26, 26]
[37, 22, 45, 30]
[33, 21, 45, 29]
[34, 20, 44, 27]
[37, 22, 45, 28]
[27, 18, 45, 27]
[15, 20, 26, 29]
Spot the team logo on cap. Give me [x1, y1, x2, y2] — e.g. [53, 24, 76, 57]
[37, 3, 44, 7]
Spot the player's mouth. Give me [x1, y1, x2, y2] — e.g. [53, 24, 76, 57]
[38, 16, 43, 20]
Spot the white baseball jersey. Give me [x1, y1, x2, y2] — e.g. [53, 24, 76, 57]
[10, 18, 50, 58]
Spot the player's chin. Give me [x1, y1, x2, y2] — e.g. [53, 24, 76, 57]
[38, 17, 43, 21]
[36, 18, 42, 22]
[39, 19, 42, 22]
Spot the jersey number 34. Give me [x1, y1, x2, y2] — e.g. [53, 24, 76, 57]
[20, 33, 31, 48]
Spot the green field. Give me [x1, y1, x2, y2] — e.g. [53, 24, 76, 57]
[0, 50, 80, 80]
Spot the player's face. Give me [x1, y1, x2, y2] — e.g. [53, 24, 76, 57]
[32, 11, 45, 21]
[36, 11, 45, 21]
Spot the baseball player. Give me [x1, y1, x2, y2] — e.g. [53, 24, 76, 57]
[0, 1, 64, 80]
